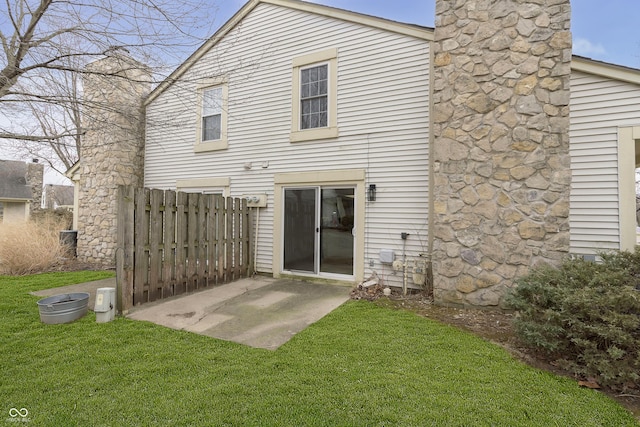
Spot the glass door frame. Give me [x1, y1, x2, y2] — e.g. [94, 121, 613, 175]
[281, 186, 356, 279]
[273, 169, 366, 283]
[282, 186, 320, 275]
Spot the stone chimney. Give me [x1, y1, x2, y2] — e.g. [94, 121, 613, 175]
[26, 159, 44, 213]
[76, 50, 151, 266]
[431, 0, 572, 306]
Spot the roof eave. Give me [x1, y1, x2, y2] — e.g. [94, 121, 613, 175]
[144, 0, 262, 106]
[572, 55, 640, 86]
[264, 0, 433, 41]
[64, 161, 81, 178]
[0, 197, 32, 202]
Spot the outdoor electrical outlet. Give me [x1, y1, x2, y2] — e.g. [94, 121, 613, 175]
[242, 194, 267, 208]
[401, 232, 409, 240]
[369, 259, 374, 267]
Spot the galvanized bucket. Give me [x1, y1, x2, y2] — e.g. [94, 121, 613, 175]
[37, 293, 89, 324]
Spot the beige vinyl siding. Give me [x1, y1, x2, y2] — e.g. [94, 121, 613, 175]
[569, 70, 640, 254]
[144, 3, 430, 285]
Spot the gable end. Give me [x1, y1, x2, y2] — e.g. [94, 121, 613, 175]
[145, 0, 433, 106]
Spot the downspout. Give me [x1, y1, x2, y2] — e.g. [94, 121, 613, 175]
[427, 38, 435, 296]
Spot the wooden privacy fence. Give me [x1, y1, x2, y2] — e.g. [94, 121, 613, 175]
[116, 186, 252, 312]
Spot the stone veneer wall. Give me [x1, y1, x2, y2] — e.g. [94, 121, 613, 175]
[431, 0, 572, 306]
[26, 161, 44, 213]
[76, 52, 150, 266]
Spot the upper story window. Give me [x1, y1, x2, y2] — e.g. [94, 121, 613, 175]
[202, 87, 222, 141]
[300, 64, 328, 129]
[195, 79, 228, 153]
[291, 48, 338, 142]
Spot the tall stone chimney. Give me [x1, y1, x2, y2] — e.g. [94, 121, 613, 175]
[76, 49, 151, 266]
[431, 0, 572, 306]
[26, 159, 44, 213]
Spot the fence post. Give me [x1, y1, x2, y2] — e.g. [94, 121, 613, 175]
[134, 188, 150, 305]
[186, 193, 199, 292]
[116, 185, 135, 314]
[244, 200, 252, 277]
[175, 191, 188, 295]
[215, 195, 225, 284]
[225, 197, 233, 282]
[162, 190, 176, 298]
[149, 189, 163, 301]
[197, 194, 207, 289]
[233, 198, 241, 280]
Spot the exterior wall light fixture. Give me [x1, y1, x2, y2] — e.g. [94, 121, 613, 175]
[368, 184, 376, 202]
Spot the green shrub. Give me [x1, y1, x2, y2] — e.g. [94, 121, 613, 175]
[505, 249, 640, 390]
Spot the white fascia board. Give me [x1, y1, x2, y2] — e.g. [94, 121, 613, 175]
[262, 0, 433, 41]
[572, 56, 640, 87]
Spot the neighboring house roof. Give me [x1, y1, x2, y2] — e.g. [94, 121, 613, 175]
[44, 184, 74, 208]
[0, 160, 33, 201]
[145, 0, 434, 106]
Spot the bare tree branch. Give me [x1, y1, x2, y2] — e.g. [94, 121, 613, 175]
[0, 0, 220, 172]
[0, 131, 78, 141]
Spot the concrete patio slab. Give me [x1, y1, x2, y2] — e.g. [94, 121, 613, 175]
[32, 276, 351, 350]
[127, 277, 351, 350]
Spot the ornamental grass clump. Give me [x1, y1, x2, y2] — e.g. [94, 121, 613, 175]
[0, 214, 68, 275]
[505, 249, 640, 390]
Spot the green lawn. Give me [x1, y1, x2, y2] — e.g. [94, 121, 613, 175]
[1, 272, 637, 426]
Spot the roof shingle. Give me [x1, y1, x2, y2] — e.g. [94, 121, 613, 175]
[0, 160, 34, 201]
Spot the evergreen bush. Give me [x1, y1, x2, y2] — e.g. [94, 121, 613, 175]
[505, 249, 640, 390]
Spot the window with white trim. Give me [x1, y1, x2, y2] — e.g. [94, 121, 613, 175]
[291, 48, 338, 142]
[202, 87, 222, 141]
[300, 64, 328, 129]
[195, 80, 228, 153]
[176, 178, 230, 197]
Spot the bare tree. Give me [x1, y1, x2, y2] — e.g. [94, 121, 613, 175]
[4, 48, 83, 173]
[0, 0, 218, 170]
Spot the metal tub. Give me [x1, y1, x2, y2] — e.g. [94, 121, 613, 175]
[37, 293, 90, 324]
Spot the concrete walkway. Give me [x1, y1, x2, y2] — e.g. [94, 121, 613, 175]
[34, 276, 352, 350]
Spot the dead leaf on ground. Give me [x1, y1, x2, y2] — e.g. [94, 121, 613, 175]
[578, 379, 601, 389]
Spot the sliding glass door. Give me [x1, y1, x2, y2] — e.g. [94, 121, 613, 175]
[283, 187, 354, 277]
[283, 188, 317, 272]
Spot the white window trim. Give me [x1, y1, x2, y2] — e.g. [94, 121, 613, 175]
[291, 48, 338, 143]
[618, 126, 640, 252]
[273, 169, 365, 283]
[176, 177, 230, 197]
[195, 78, 229, 153]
